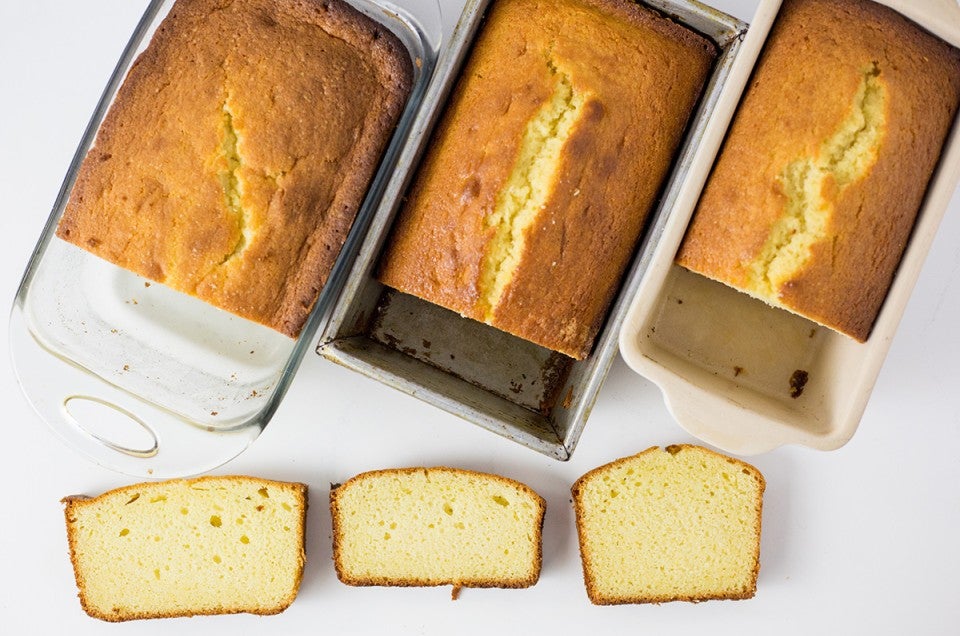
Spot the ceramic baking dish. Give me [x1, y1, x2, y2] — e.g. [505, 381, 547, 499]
[317, 0, 748, 460]
[618, 0, 960, 454]
[9, 0, 442, 478]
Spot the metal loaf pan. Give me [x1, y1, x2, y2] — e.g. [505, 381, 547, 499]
[618, 0, 960, 454]
[317, 0, 749, 460]
[9, 0, 442, 478]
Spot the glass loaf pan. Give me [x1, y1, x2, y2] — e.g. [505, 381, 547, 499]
[317, 0, 749, 460]
[618, 0, 960, 454]
[9, 0, 442, 478]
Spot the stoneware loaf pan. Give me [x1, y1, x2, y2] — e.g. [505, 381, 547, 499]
[618, 0, 960, 454]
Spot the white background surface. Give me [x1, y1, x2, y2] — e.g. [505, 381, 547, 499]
[2, 0, 959, 634]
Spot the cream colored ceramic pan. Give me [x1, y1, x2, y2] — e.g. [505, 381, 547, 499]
[618, 0, 960, 454]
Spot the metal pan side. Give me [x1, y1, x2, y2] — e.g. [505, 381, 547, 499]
[318, 0, 749, 461]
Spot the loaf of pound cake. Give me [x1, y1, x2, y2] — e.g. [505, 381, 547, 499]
[572, 445, 765, 604]
[378, 0, 716, 359]
[330, 467, 545, 594]
[677, 0, 960, 341]
[57, 0, 413, 337]
[62, 476, 307, 621]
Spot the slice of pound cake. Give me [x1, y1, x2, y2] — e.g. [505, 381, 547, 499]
[62, 476, 307, 621]
[330, 467, 545, 594]
[571, 445, 765, 604]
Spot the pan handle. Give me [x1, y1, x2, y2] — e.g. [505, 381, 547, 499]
[9, 306, 263, 478]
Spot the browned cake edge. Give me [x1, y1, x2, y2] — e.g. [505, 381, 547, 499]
[270, 0, 415, 336]
[571, 445, 765, 605]
[585, 0, 718, 58]
[330, 466, 546, 590]
[62, 476, 308, 622]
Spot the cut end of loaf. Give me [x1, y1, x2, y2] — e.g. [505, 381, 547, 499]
[62, 476, 307, 621]
[330, 467, 545, 591]
[572, 445, 765, 605]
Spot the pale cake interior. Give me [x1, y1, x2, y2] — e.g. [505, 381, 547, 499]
[573, 446, 764, 604]
[332, 468, 544, 588]
[215, 102, 255, 267]
[64, 477, 306, 621]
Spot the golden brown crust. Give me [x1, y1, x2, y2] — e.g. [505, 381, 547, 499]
[677, 0, 960, 341]
[57, 0, 413, 338]
[330, 466, 545, 589]
[62, 475, 308, 621]
[379, 0, 715, 359]
[571, 445, 765, 605]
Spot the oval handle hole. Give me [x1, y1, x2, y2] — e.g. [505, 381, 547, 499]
[63, 396, 159, 458]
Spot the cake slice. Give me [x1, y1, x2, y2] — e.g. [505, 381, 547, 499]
[572, 445, 765, 604]
[330, 467, 545, 594]
[62, 476, 307, 621]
